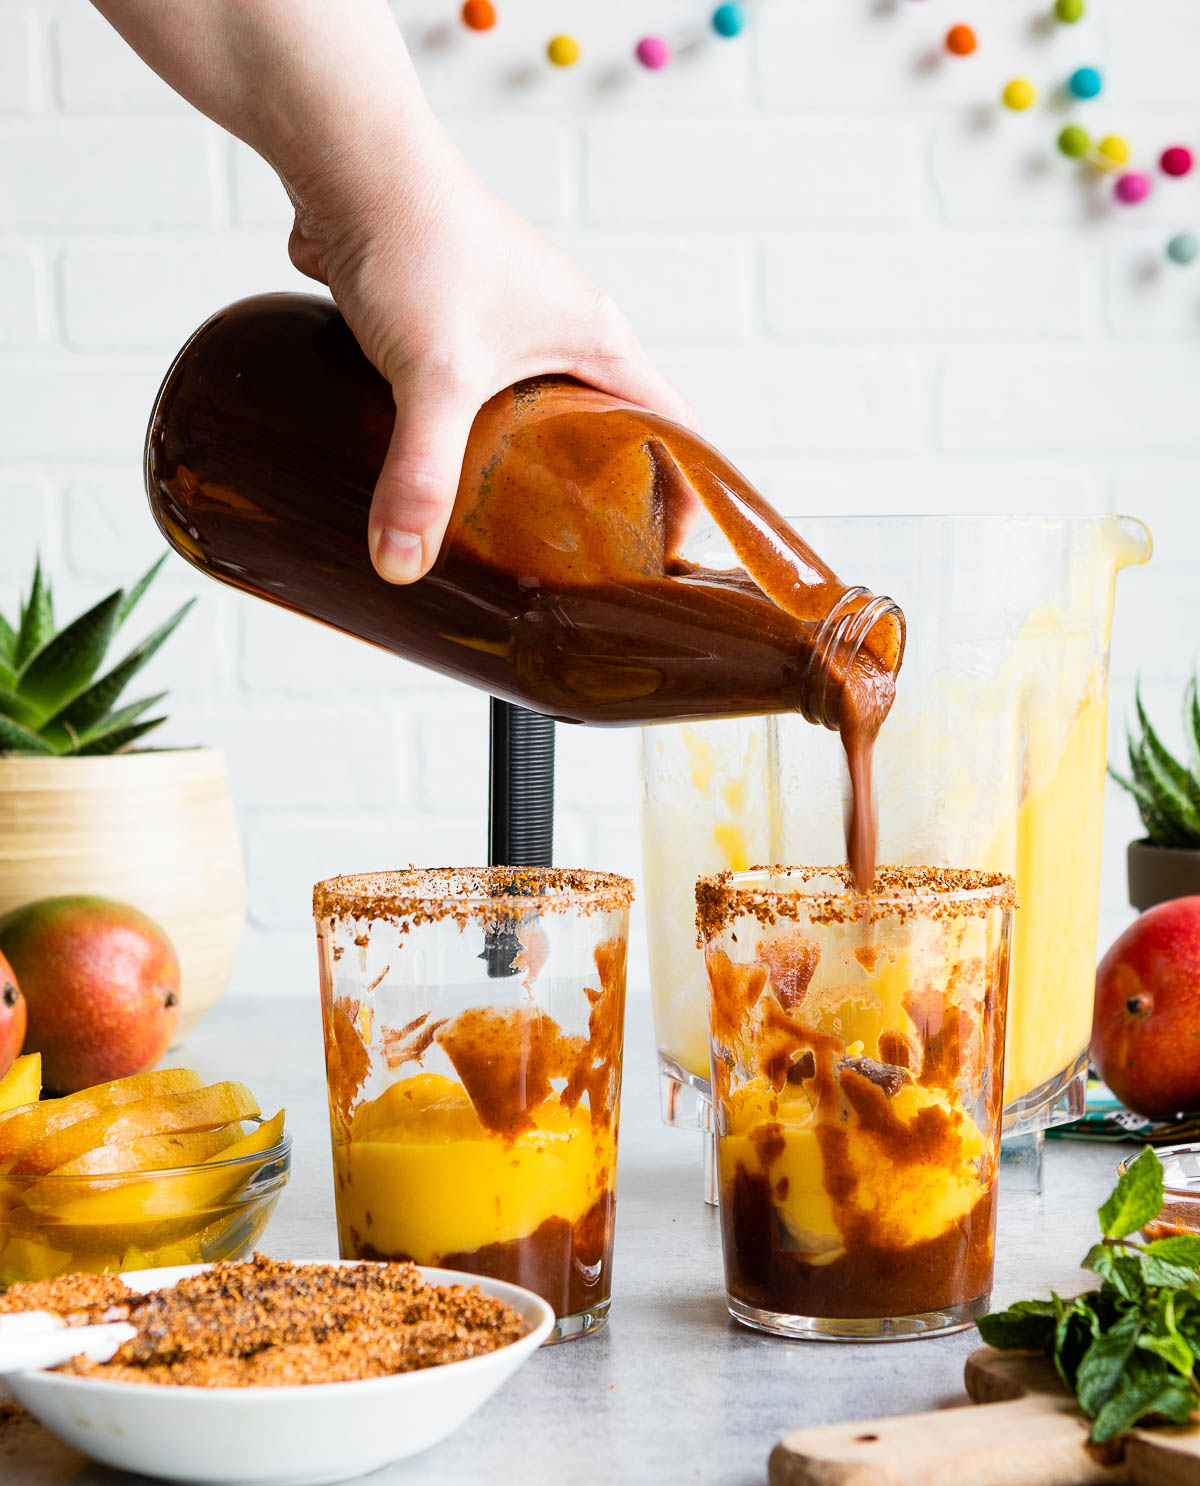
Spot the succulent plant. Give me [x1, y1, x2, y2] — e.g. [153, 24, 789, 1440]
[0, 555, 193, 757]
[1110, 681, 1200, 848]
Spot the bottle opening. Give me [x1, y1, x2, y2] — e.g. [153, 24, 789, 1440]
[801, 589, 905, 730]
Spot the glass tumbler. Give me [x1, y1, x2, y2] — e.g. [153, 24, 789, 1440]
[314, 867, 632, 1342]
[698, 865, 1015, 1341]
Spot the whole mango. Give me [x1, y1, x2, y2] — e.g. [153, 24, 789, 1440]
[0, 896, 179, 1095]
[1092, 897, 1200, 1119]
[0, 948, 24, 1078]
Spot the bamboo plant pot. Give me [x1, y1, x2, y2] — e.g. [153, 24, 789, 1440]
[0, 750, 244, 1042]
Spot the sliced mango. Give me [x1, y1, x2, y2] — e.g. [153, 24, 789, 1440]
[0, 1053, 41, 1114]
[12, 1108, 285, 1246]
[0, 1085, 284, 1280]
[204, 1109, 285, 1164]
[0, 1230, 74, 1284]
[51, 1123, 246, 1177]
[13, 1082, 260, 1177]
[0, 1068, 204, 1166]
[121, 1239, 204, 1271]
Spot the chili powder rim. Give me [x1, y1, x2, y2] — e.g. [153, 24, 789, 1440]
[314, 866, 635, 926]
[695, 863, 1017, 937]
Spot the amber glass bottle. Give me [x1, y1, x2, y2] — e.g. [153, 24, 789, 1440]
[145, 294, 902, 729]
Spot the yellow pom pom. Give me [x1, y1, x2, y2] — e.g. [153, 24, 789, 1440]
[1002, 78, 1037, 111]
[1095, 134, 1130, 169]
[547, 34, 580, 66]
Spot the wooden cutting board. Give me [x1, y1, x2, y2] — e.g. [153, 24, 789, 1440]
[769, 1346, 1200, 1485]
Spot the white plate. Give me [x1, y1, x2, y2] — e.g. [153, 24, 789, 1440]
[5, 1262, 554, 1486]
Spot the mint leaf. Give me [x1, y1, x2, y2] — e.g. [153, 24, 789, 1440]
[1091, 1356, 1197, 1444]
[1099, 1148, 1164, 1240]
[1141, 1253, 1200, 1289]
[977, 1305, 1056, 1352]
[1172, 1287, 1200, 1345]
[1145, 1235, 1200, 1271]
[1054, 1294, 1104, 1391]
[1084, 1243, 1146, 1304]
[1076, 1312, 1142, 1417]
[1138, 1331, 1195, 1378]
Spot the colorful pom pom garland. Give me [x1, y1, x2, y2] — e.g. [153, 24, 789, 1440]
[445, 0, 1193, 263]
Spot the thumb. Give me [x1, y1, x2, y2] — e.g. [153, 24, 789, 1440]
[368, 373, 480, 584]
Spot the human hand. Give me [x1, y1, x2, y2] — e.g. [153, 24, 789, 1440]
[88, 0, 695, 583]
[287, 134, 698, 584]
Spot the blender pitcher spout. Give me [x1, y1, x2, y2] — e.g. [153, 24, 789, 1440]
[1111, 514, 1153, 571]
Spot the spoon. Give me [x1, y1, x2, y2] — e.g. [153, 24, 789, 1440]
[0, 1311, 136, 1375]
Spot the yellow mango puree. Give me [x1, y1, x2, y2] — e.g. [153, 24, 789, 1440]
[719, 1076, 987, 1264]
[987, 694, 1107, 1105]
[719, 939, 988, 1261]
[334, 1073, 614, 1262]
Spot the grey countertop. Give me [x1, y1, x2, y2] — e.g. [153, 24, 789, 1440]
[5, 995, 1119, 1486]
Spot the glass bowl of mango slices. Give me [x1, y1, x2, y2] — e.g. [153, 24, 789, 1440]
[0, 1054, 289, 1285]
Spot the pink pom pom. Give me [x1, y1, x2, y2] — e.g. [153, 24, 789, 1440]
[635, 35, 671, 69]
[1161, 145, 1194, 178]
[1114, 171, 1151, 205]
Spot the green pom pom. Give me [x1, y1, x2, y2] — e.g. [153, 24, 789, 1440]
[1054, 0, 1085, 22]
[1057, 124, 1090, 158]
[1167, 234, 1198, 267]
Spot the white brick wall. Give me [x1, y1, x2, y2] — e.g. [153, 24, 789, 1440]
[0, 0, 1196, 1003]
[0, 6, 36, 113]
[59, 241, 310, 349]
[0, 247, 45, 346]
[0, 121, 216, 228]
[587, 118, 919, 225]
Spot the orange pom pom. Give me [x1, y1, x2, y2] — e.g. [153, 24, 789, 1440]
[945, 24, 977, 55]
[462, 0, 496, 31]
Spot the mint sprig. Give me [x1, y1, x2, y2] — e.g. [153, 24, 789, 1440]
[1099, 1147, 1165, 1240]
[979, 1148, 1200, 1443]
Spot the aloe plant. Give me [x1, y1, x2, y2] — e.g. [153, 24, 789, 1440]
[1110, 681, 1200, 848]
[0, 555, 194, 757]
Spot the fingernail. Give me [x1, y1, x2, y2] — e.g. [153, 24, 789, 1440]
[370, 528, 424, 583]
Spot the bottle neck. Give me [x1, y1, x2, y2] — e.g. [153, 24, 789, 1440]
[801, 589, 905, 730]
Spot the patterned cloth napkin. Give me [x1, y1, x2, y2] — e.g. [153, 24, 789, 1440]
[1047, 1079, 1200, 1146]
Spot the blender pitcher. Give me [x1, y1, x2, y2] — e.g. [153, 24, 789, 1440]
[641, 515, 1151, 1143]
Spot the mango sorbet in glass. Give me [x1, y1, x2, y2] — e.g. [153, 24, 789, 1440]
[315, 869, 632, 1342]
[698, 865, 1014, 1341]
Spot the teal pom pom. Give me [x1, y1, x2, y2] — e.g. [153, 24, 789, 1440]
[1068, 66, 1102, 99]
[712, 4, 746, 38]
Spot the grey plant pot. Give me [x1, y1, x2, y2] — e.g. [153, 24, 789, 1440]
[1127, 838, 1200, 913]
